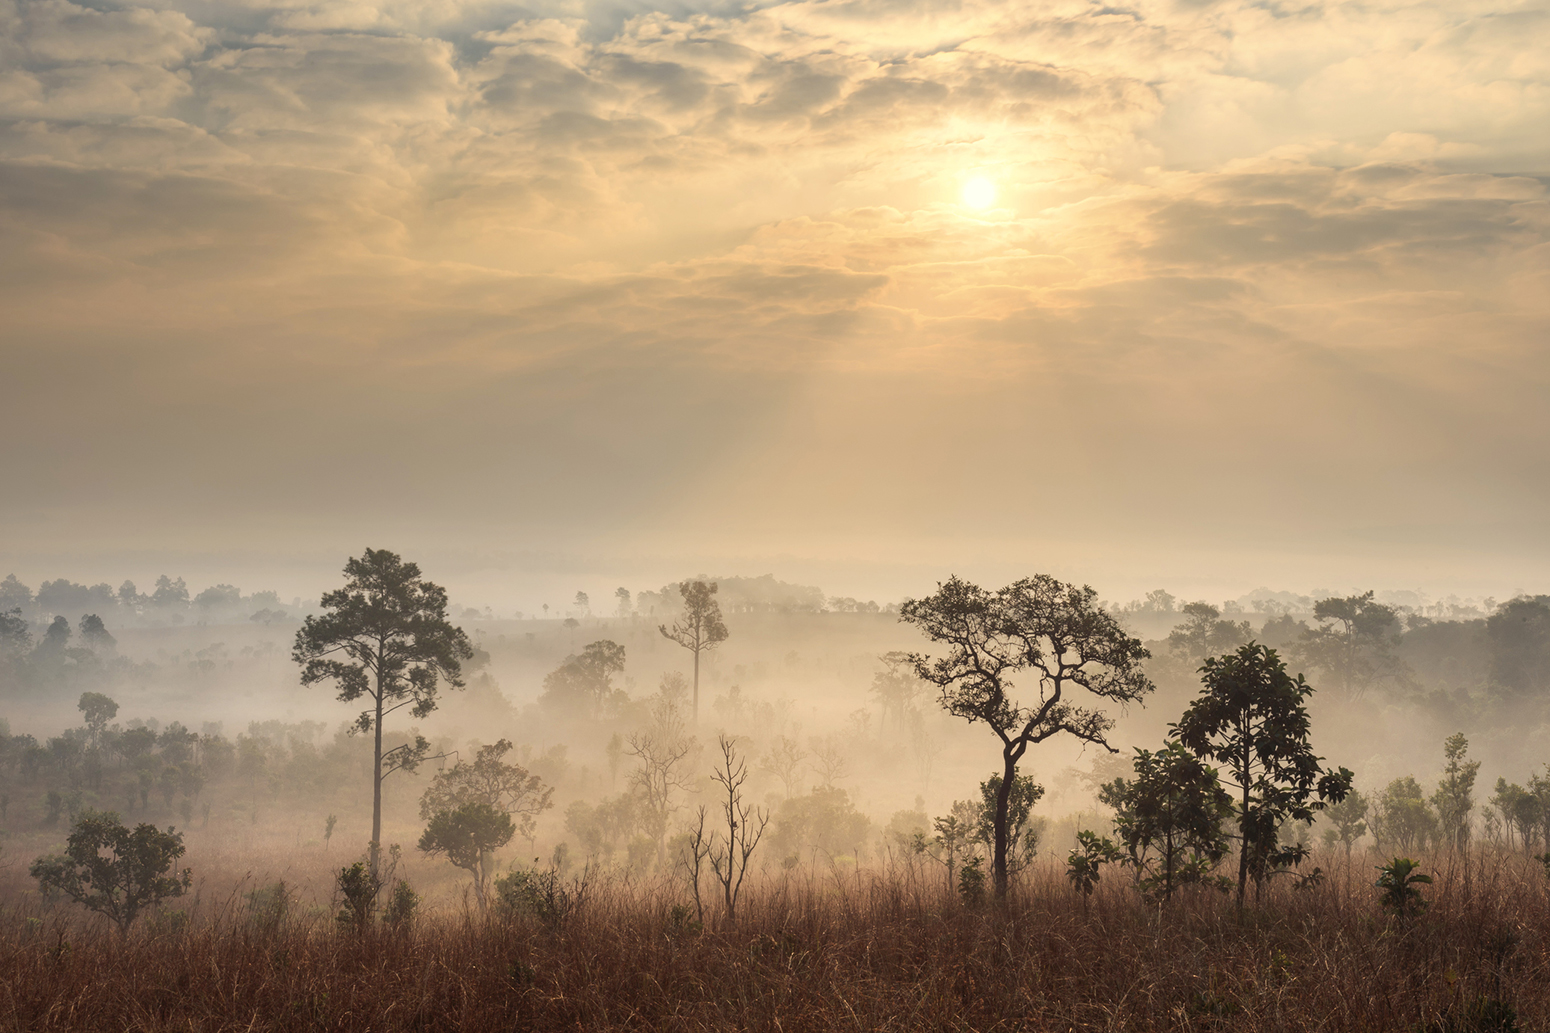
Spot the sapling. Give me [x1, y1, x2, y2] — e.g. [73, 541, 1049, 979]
[1375, 857, 1431, 919]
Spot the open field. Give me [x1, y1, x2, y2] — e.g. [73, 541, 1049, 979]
[2, 847, 1546, 1032]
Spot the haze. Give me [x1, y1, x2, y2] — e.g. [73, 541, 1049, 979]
[1, 0, 1546, 605]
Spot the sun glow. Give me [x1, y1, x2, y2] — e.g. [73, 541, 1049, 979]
[961, 176, 997, 209]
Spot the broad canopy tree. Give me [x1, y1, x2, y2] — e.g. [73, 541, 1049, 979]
[419, 739, 554, 845]
[293, 548, 473, 868]
[1172, 642, 1353, 907]
[30, 810, 191, 936]
[902, 575, 1153, 898]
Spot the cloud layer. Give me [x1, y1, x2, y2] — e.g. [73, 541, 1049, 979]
[2, 0, 1547, 593]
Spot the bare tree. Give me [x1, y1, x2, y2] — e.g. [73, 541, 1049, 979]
[760, 734, 808, 798]
[659, 581, 728, 722]
[628, 673, 699, 866]
[808, 734, 849, 789]
[707, 735, 769, 924]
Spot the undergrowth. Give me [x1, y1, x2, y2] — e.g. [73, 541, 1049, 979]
[0, 848, 1546, 1031]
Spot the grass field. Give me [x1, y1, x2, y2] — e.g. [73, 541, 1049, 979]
[1, 846, 1545, 1032]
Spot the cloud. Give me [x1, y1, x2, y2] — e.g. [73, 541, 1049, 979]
[0, 0, 1547, 585]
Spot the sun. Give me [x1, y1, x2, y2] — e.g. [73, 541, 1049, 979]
[961, 176, 997, 210]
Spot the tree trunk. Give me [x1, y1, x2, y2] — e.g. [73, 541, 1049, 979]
[371, 668, 384, 876]
[692, 643, 701, 723]
[993, 749, 1016, 899]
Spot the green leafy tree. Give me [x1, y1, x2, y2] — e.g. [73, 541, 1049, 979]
[30, 811, 191, 936]
[419, 739, 553, 844]
[1172, 643, 1353, 907]
[973, 772, 1045, 875]
[1294, 591, 1410, 702]
[659, 581, 728, 722]
[1100, 741, 1233, 902]
[1375, 857, 1431, 919]
[418, 802, 516, 910]
[1371, 776, 1437, 853]
[1066, 830, 1122, 901]
[293, 548, 474, 867]
[902, 574, 1153, 898]
[1486, 596, 1550, 696]
[1320, 788, 1369, 855]
[1432, 733, 1480, 851]
[77, 692, 118, 750]
[538, 640, 628, 719]
[1491, 778, 1542, 851]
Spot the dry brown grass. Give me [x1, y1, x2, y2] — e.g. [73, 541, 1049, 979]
[2, 848, 1547, 1032]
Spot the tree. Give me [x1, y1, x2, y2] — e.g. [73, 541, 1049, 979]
[1100, 741, 1233, 902]
[901, 575, 1153, 898]
[701, 735, 769, 924]
[1294, 591, 1410, 701]
[1432, 733, 1480, 851]
[292, 548, 473, 868]
[1167, 603, 1252, 662]
[30, 810, 191, 936]
[1486, 596, 1550, 696]
[627, 673, 699, 866]
[538, 640, 627, 719]
[1370, 776, 1437, 853]
[760, 734, 807, 798]
[614, 587, 632, 618]
[1172, 643, 1353, 907]
[870, 651, 930, 734]
[973, 772, 1045, 876]
[659, 581, 728, 721]
[78, 692, 119, 750]
[1320, 788, 1369, 855]
[418, 802, 516, 910]
[78, 614, 116, 652]
[419, 739, 553, 844]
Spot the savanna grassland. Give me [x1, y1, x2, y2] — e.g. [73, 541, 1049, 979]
[0, 845, 1546, 1032]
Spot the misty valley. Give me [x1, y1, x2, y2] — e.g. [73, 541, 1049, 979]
[0, 556, 1546, 1031]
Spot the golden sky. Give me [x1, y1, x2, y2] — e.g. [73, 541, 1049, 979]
[2, 0, 1547, 601]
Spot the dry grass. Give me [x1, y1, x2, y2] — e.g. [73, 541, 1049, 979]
[1, 849, 1547, 1032]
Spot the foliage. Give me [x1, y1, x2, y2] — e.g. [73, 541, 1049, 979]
[1172, 643, 1352, 907]
[1372, 776, 1439, 853]
[659, 581, 729, 721]
[1101, 741, 1233, 902]
[1320, 788, 1369, 855]
[1375, 857, 1431, 918]
[293, 548, 474, 858]
[1167, 603, 1252, 661]
[335, 860, 380, 931]
[539, 641, 628, 719]
[901, 574, 1152, 897]
[418, 802, 516, 910]
[1066, 830, 1122, 898]
[1293, 591, 1410, 702]
[29, 810, 191, 935]
[419, 739, 553, 843]
[870, 651, 930, 734]
[494, 866, 587, 930]
[1432, 733, 1481, 851]
[973, 772, 1044, 874]
[383, 879, 419, 929]
[1486, 596, 1550, 696]
[956, 855, 986, 908]
[771, 786, 873, 863]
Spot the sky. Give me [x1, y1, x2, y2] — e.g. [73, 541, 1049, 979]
[2, 0, 1547, 607]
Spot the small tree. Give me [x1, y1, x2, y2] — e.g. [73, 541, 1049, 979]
[1432, 733, 1480, 851]
[418, 802, 516, 910]
[30, 810, 191, 936]
[659, 581, 728, 722]
[1066, 830, 1122, 903]
[628, 674, 698, 866]
[293, 548, 474, 869]
[1172, 643, 1353, 907]
[538, 641, 627, 719]
[705, 735, 769, 924]
[1372, 776, 1438, 853]
[1100, 742, 1232, 902]
[77, 692, 118, 751]
[419, 739, 553, 844]
[1321, 789, 1369, 856]
[902, 575, 1153, 898]
[973, 772, 1044, 875]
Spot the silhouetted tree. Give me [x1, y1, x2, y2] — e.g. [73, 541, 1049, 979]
[418, 802, 515, 910]
[30, 810, 191, 936]
[1294, 591, 1410, 701]
[292, 548, 473, 868]
[1100, 742, 1232, 901]
[1432, 733, 1480, 850]
[1486, 596, 1550, 697]
[419, 739, 553, 844]
[660, 581, 728, 721]
[538, 640, 627, 719]
[902, 575, 1153, 898]
[1172, 643, 1353, 907]
[77, 692, 118, 750]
